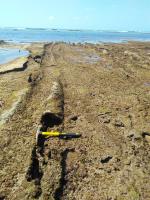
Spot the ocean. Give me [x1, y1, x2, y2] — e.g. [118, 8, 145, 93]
[1, 28, 150, 43]
[0, 28, 150, 64]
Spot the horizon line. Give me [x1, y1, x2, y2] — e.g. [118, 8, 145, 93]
[0, 26, 150, 33]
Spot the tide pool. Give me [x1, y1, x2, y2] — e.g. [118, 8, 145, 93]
[0, 48, 29, 64]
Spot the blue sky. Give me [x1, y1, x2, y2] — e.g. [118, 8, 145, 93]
[0, 0, 150, 31]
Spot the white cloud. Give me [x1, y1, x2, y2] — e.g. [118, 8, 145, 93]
[48, 16, 55, 21]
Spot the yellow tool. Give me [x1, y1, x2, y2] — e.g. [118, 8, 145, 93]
[36, 128, 81, 145]
[41, 131, 81, 139]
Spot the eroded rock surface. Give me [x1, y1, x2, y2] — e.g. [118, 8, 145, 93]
[0, 42, 150, 200]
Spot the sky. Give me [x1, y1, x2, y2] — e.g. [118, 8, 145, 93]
[0, 0, 150, 31]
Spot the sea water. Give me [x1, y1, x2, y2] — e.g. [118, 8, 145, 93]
[0, 48, 29, 64]
[0, 28, 150, 64]
[0, 28, 150, 43]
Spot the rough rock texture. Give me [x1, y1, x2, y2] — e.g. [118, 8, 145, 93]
[0, 42, 150, 200]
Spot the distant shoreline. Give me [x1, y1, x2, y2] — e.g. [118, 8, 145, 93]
[1, 27, 150, 33]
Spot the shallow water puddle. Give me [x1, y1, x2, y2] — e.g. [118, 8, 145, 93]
[0, 48, 29, 65]
[69, 47, 101, 64]
[144, 82, 150, 86]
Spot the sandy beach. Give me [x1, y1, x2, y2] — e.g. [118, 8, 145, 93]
[0, 41, 150, 200]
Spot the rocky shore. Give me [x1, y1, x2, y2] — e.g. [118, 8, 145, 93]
[0, 41, 150, 200]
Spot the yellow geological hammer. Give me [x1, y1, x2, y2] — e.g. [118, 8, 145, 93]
[36, 128, 81, 144]
[41, 131, 81, 139]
